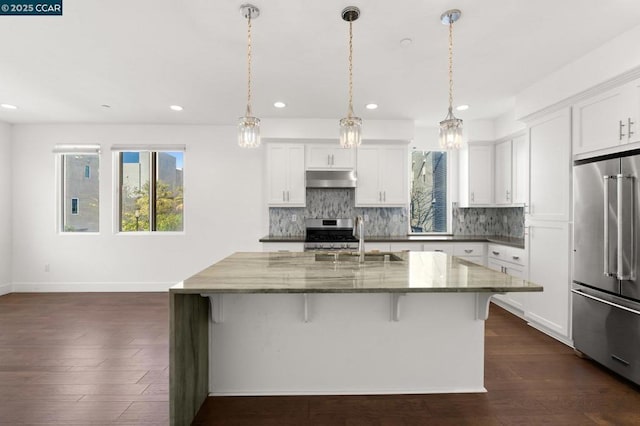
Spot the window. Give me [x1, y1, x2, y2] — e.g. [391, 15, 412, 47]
[71, 198, 79, 215]
[410, 150, 448, 233]
[56, 145, 100, 233]
[117, 149, 184, 232]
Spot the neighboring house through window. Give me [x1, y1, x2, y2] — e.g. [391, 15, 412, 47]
[410, 150, 448, 233]
[55, 144, 100, 233]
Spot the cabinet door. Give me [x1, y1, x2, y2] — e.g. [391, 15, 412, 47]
[380, 146, 408, 205]
[422, 242, 453, 255]
[628, 78, 640, 145]
[494, 140, 512, 205]
[331, 147, 355, 169]
[355, 146, 381, 205]
[524, 220, 570, 340]
[287, 146, 306, 206]
[529, 109, 571, 221]
[468, 145, 494, 205]
[306, 145, 332, 169]
[572, 85, 632, 154]
[511, 134, 529, 205]
[267, 145, 290, 205]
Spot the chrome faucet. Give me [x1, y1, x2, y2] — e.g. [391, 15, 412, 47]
[354, 215, 365, 263]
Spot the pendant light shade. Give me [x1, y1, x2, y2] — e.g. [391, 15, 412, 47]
[439, 9, 463, 150]
[339, 6, 362, 149]
[238, 4, 261, 148]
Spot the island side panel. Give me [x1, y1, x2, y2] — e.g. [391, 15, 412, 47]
[170, 292, 209, 426]
[208, 292, 486, 395]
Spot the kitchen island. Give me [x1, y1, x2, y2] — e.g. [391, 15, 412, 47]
[170, 251, 542, 426]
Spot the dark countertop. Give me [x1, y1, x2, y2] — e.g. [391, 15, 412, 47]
[259, 235, 525, 249]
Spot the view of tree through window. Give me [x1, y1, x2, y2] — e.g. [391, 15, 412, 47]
[119, 151, 184, 232]
[61, 154, 99, 232]
[410, 150, 447, 233]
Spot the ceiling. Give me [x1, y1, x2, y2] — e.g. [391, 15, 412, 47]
[1, 0, 639, 126]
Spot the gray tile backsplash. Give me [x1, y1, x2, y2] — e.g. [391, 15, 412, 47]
[269, 191, 524, 238]
[452, 203, 524, 238]
[269, 189, 407, 237]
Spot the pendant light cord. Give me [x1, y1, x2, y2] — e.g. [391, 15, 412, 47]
[448, 19, 454, 113]
[348, 19, 354, 118]
[246, 14, 253, 116]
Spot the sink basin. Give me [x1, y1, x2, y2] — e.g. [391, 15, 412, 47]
[314, 252, 404, 262]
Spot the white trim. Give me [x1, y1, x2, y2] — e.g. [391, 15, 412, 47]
[209, 387, 488, 397]
[111, 144, 186, 152]
[519, 66, 640, 124]
[526, 320, 574, 348]
[12, 281, 172, 292]
[0, 283, 11, 296]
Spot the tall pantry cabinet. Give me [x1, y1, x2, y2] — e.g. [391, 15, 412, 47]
[524, 108, 572, 343]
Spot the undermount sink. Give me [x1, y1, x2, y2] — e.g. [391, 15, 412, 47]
[314, 252, 404, 263]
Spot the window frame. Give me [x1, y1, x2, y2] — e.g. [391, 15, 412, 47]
[112, 145, 186, 235]
[408, 148, 453, 235]
[54, 145, 101, 235]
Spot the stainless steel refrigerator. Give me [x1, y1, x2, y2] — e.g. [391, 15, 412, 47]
[573, 150, 640, 386]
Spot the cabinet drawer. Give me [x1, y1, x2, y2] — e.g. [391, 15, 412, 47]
[421, 243, 453, 255]
[488, 244, 526, 267]
[453, 243, 485, 257]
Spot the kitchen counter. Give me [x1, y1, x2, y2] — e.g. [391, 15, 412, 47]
[169, 251, 541, 426]
[173, 251, 540, 294]
[259, 234, 525, 249]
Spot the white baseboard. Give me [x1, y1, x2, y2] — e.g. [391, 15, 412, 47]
[527, 320, 574, 348]
[490, 298, 525, 318]
[11, 281, 173, 293]
[0, 282, 11, 296]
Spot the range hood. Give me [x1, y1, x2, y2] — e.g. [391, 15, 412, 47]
[306, 170, 357, 188]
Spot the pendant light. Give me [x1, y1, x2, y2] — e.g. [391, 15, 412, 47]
[439, 9, 463, 150]
[238, 4, 261, 148]
[339, 6, 362, 149]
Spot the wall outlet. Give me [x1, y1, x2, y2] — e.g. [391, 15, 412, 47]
[392, 214, 399, 223]
[364, 214, 369, 222]
[479, 215, 486, 223]
[503, 215, 507, 223]
[291, 214, 297, 222]
[44, 264, 50, 272]
[459, 214, 465, 223]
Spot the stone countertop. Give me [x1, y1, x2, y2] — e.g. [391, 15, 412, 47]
[258, 235, 525, 249]
[171, 251, 542, 294]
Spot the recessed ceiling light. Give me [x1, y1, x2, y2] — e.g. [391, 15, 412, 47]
[365, 103, 378, 110]
[456, 104, 469, 111]
[273, 101, 286, 108]
[399, 38, 413, 47]
[170, 105, 183, 111]
[1, 104, 18, 110]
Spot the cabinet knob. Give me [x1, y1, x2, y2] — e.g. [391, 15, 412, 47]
[464, 249, 473, 254]
[512, 256, 520, 260]
[492, 251, 500, 255]
[620, 120, 627, 140]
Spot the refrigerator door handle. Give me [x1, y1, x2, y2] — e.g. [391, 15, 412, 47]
[571, 288, 640, 316]
[617, 174, 635, 281]
[604, 175, 614, 277]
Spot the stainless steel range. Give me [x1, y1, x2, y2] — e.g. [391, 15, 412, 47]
[303, 218, 359, 251]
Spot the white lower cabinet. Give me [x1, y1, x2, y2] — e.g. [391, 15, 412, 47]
[421, 242, 453, 255]
[523, 220, 571, 342]
[452, 242, 486, 266]
[365, 242, 392, 252]
[389, 242, 423, 252]
[488, 244, 527, 312]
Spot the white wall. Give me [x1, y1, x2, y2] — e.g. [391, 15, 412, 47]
[516, 24, 640, 119]
[10, 124, 264, 292]
[0, 122, 11, 295]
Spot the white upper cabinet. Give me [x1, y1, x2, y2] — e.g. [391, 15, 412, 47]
[494, 140, 512, 205]
[459, 143, 494, 207]
[528, 108, 571, 221]
[266, 144, 306, 207]
[306, 144, 355, 170]
[511, 133, 529, 205]
[356, 145, 408, 207]
[573, 78, 640, 155]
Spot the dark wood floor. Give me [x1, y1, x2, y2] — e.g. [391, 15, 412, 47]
[1, 293, 639, 425]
